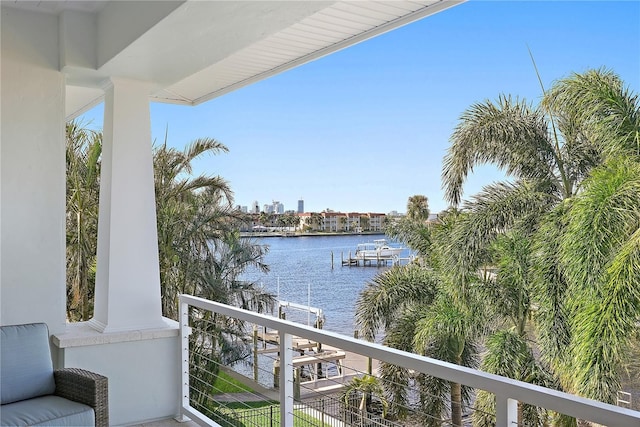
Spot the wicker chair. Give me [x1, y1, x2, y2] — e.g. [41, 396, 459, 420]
[1, 323, 109, 427]
[54, 368, 109, 426]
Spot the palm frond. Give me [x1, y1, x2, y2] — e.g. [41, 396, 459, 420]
[442, 180, 555, 282]
[531, 204, 572, 380]
[561, 157, 640, 296]
[355, 264, 439, 341]
[442, 95, 558, 206]
[544, 68, 640, 159]
[561, 157, 640, 402]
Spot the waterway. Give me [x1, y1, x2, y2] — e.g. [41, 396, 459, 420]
[241, 234, 413, 337]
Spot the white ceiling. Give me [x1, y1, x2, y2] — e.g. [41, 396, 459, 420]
[2, 0, 108, 14]
[1, 0, 465, 118]
[154, 1, 461, 106]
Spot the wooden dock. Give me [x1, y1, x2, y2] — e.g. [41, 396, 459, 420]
[340, 252, 412, 267]
[249, 300, 378, 396]
[251, 327, 378, 396]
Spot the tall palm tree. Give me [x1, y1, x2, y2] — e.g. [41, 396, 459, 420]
[406, 195, 430, 222]
[152, 136, 275, 411]
[535, 69, 639, 406]
[65, 123, 274, 411]
[339, 216, 347, 232]
[472, 231, 556, 426]
[360, 215, 370, 232]
[153, 137, 272, 320]
[412, 294, 482, 427]
[386, 195, 432, 257]
[356, 209, 485, 426]
[66, 122, 102, 321]
[441, 68, 640, 408]
[441, 90, 596, 279]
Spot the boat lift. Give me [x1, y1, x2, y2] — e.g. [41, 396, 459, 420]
[277, 299, 325, 328]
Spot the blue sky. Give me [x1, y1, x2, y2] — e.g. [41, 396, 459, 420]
[80, 0, 640, 215]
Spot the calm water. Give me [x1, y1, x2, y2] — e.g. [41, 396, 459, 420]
[242, 234, 412, 336]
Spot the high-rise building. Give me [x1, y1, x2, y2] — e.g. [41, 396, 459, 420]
[297, 198, 304, 213]
[252, 201, 260, 214]
[274, 201, 284, 214]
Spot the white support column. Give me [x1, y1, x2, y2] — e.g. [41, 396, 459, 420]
[279, 331, 294, 427]
[495, 395, 518, 427]
[91, 77, 165, 333]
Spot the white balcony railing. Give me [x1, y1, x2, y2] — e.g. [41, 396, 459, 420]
[179, 294, 640, 427]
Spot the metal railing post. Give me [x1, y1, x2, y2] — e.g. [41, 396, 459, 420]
[495, 395, 517, 427]
[179, 299, 191, 419]
[279, 331, 294, 426]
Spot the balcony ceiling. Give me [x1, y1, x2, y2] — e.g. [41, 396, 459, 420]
[3, 0, 464, 118]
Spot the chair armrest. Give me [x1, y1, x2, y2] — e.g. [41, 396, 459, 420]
[54, 368, 109, 427]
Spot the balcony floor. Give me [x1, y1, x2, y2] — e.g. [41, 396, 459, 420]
[132, 418, 198, 427]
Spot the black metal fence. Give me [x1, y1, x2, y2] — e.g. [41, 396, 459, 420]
[196, 395, 406, 427]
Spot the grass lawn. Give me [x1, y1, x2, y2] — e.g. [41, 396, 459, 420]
[207, 372, 333, 425]
[211, 400, 331, 426]
[211, 371, 255, 394]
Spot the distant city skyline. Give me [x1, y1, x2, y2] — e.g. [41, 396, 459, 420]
[79, 1, 640, 214]
[238, 198, 401, 215]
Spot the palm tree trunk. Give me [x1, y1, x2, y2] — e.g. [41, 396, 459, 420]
[517, 402, 523, 426]
[450, 381, 462, 426]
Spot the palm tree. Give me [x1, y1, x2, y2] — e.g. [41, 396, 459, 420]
[356, 209, 485, 426]
[310, 212, 323, 231]
[360, 215, 370, 232]
[258, 211, 272, 228]
[386, 196, 432, 258]
[282, 212, 300, 232]
[441, 92, 594, 280]
[341, 375, 389, 425]
[152, 136, 275, 411]
[356, 264, 437, 421]
[471, 230, 557, 426]
[412, 294, 482, 427]
[153, 137, 272, 320]
[66, 121, 102, 321]
[339, 216, 347, 232]
[65, 123, 275, 411]
[406, 194, 430, 221]
[441, 68, 640, 408]
[533, 69, 639, 406]
[557, 154, 640, 402]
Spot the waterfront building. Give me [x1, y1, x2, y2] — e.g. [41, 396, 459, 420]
[296, 211, 388, 233]
[368, 213, 386, 231]
[346, 212, 362, 232]
[321, 211, 344, 232]
[298, 212, 320, 232]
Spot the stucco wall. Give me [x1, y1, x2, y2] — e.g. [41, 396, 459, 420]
[1, 6, 67, 335]
[57, 329, 181, 426]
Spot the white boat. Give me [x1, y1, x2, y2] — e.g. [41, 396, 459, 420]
[355, 239, 403, 259]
